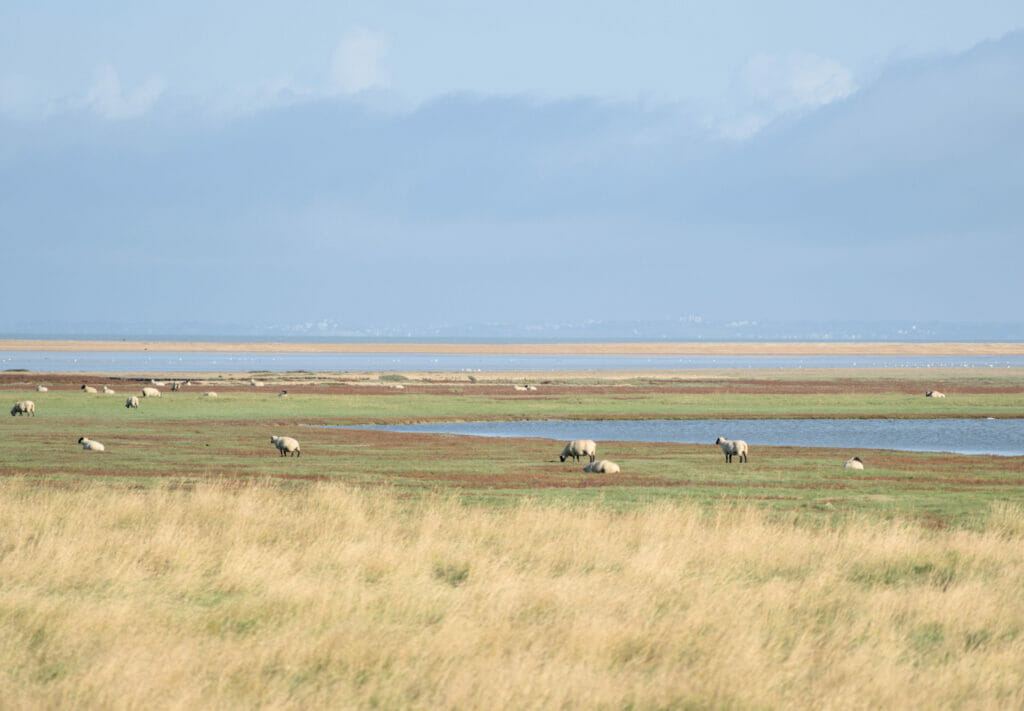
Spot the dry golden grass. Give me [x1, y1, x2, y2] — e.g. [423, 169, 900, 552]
[2, 483, 1023, 709]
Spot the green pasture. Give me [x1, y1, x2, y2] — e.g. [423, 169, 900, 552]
[3, 373, 1024, 526]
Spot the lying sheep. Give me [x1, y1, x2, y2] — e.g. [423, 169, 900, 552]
[251, 379, 265, 387]
[151, 379, 167, 387]
[560, 439, 597, 463]
[270, 435, 301, 457]
[125, 396, 139, 409]
[526, 385, 538, 391]
[926, 390, 946, 398]
[141, 386, 161, 398]
[10, 400, 35, 416]
[102, 385, 115, 394]
[36, 385, 48, 393]
[204, 392, 218, 397]
[844, 456, 864, 470]
[513, 385, 529, 391]
[78, 437, 105, 452]
[715, 437, 749, 463]
[583, 460, 620, 474]
[81, 385, 98, 394]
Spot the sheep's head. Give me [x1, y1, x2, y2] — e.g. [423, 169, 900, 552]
[715, 437, 724, 445]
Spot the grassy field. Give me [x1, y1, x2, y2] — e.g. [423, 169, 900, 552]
[2, 368, 1024, 708]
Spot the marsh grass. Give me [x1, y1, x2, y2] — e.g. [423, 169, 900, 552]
[1, 482, 1023, 709]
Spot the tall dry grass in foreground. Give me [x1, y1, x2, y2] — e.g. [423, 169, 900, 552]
[2, 483, 1023, 710]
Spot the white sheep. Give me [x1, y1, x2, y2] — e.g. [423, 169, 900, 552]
[844, 456, 864, 470]
[10, 400, 35, 417]
[36, 385, 48, 393]
[514, 385, 529, 391]
[204, 392, 218, 397]
[81, 385, 98, 394]
[526, 385, 538, 391]
[583, 460, 620, 474]
[141, 386, 161, 398]
[560, 439, 597, 463]
[926, 391, 946, 398]
[125, 396, 139, 409]
[102, 385, 115, 394]
[715, 437, 749, 463]
[270, 435, 301, 457]
[151, 379, 167, 387]
[388, 384, 404, 390]
[251, 379, 265, 387]
[78, 437, 105, 452]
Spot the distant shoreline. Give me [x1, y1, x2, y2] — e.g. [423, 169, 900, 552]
[3, 340, 1024, 356]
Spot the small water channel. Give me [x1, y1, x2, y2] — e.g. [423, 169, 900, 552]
[335, 418, 1024, 456]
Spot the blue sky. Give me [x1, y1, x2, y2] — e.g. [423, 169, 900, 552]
[2, 3, 1023, 334]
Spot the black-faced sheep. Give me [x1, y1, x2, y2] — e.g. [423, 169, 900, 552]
[78, 437, 105, 452]
[36, 385, 48, 392]
[926, 391, 946, 398]
[583, 460, 620, 474]
[270, 435, 301, 457]
[81, 385, 98, 394]
[10, 400, 35, 416]
[141, 387, 161, 398]
[125, 396, 139, 409]
[715, 437, 749, 463]
[560, 439, 597, 463]
[844, 456, 864, 470]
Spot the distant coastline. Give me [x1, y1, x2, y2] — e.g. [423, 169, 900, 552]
[3, 340, 1024, 356]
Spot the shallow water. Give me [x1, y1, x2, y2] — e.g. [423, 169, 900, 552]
[3, 351, 1024, 373]
[337, 418, 1024, 456]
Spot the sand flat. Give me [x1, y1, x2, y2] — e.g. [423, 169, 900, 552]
[2, 340, 1024, 355]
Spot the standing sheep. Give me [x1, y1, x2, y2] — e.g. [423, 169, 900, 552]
[583, 460, 621, 474]
[10, 400, 35, 416]
[715, 437, 749, 463]
[844, 456, 864, 470]
[141, 387, 161, 398]
[81, 385, 98, 393]
[125, 396, 139, 409]
[560, 439, 597, 463]
[270, 436, 301, 457]
[78, 437, 105, 452]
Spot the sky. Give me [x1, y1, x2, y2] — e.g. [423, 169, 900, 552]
[2, 2, 1023, 335]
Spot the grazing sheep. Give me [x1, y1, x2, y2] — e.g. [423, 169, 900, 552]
[78, 437, 105, 452]
[715, 437, 749, 463]
[10, 400, 35, 416]
[36, 385, 48, 392]
[81, 385, 98, 394]
[583, 460, 620, 474]
[926, 391, 946, 398]
[204, 392, 218, 397]
[102, 385, 115, 394]
[141, 386, 161, 398]
[560, 439, 597, 463]
[125, 396, 139, 409]
[844, 456, 864, 470]
[270, 435, 301, 457]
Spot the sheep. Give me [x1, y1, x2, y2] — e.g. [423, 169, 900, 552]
[844, 456, 864, 470]
[151, 379, 167, 387]
[513, 385, 529, 391]
[560, 439, 597, 463]
[125, 396, 139, 409]
[715, 437, 749, 463]
[526, 385, 538, 391]
[36, 385, 48, 393]
[251, 379, 265, 387]
[78, 437, 105, 452]
[81, 385, 98, 393]
[278, 390, 288, 397]
[102, 385, 115, 394]
[10, 400, 35, 417]
[583, 460, 620, 474]
[141, 386, 161, 398]
[388, 384, 404, 390]
[170, 381, 183, 391]
[926, 391, 946, 398]
[270, 435, 301, 457]
[204, 392, 218, 397]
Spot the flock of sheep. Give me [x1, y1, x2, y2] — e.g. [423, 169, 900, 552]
[10, 383, 951, 471]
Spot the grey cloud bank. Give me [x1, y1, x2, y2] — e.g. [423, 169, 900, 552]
[2, 32, 1022, 337]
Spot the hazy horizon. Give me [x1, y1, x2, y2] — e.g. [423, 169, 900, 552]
[3, 4, 1022, 333]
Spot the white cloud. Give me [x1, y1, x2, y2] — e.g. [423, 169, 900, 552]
[743, 51, 856, 113]
[83, 65, 164, 119]
[330, 28, 391, 94]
